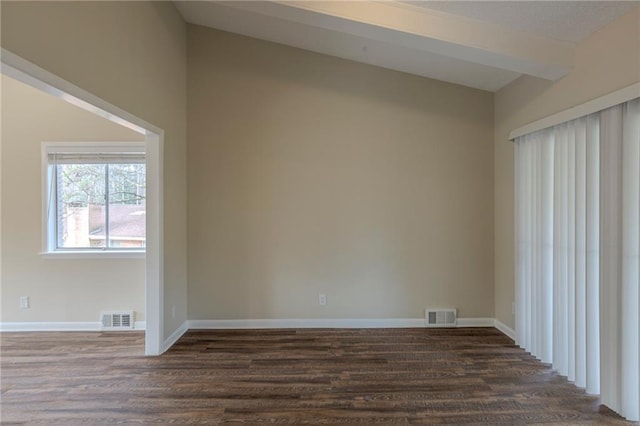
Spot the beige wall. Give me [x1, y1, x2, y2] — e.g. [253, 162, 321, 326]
[1, 75, 145, 322]
[188, 26, 495, 320]
[6, 1, 632, 330]
[1, 1, 188, 339]
[494, 6, 640, 329]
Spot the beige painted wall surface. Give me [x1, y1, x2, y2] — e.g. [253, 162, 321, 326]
[188, 26, 495, 320]
[1, 1, 188, 338]
[494, 6, 640, 329]
[1, 75, 145, 322]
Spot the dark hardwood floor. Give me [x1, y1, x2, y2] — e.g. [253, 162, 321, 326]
[0, 328, 634, 425]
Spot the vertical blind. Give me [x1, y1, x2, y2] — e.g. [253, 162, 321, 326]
[599, 99, 639, 421]
[514, 97, 639, 421]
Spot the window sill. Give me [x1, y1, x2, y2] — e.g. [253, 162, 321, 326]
[40, 250, 146, 259]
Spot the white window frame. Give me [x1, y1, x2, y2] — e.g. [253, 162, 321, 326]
[41, 141, 146, 258]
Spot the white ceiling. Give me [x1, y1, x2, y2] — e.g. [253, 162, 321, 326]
[406, 1, 638, 43]
[175, 1, 639, 92]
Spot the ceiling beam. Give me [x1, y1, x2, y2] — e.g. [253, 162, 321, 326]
[220, 0, 574, 81]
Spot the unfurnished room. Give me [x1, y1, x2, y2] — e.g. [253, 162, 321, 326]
[0, 1, 639, 424]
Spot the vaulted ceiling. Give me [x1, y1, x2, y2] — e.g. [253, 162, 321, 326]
[175, 1, 638, 92]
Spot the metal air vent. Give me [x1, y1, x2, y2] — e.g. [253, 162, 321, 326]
[101, 311, 134, 330]
[425, 308, 457, 327]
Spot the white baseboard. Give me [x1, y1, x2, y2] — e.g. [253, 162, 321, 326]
[162, 320, 188, 353]
[494, 319, 516, 341]
[188, 317, 496, 330]
[0, 322, 100, 332]
[456, 318, 495, 327]
[188, 318, 424, 329]
[0, 321, 146, 332]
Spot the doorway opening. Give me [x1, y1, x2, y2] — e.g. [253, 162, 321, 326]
[1, 49, 164, 355]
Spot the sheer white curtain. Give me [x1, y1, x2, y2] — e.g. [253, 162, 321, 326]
[515, 97, 639, 421]
[600, 98, 639, 422]
[515, 114, 600, 394]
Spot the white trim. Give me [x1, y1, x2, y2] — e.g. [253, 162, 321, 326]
[1, 48, 164, 356]
[509, 82, 640, 140]
[494, 319, 516, 341]
[456, 317, 495, 327]
[145, 132, 164, 355]
[187, 317, 496, 330]
[42, 144, 54, 252]
[0, 50, 161, 135]
[162, 321, 188, 353]
[0, 322, 100, 332]
[40, 251, 145, 259]
[188, 318, 423, 329]
[0, 321, 146, 332]
[43, 141, 146, 154]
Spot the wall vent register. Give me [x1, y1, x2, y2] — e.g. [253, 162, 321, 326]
[101, 311, 134, 330]
[425, 309, 457, 327]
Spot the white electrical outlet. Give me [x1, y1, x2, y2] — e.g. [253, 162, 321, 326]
[318, 293, 327, 306]
[19, 296, 30, 309]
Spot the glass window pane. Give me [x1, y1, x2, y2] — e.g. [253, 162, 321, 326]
[107, 163, 146, 248]
[56, 164, 106, 248]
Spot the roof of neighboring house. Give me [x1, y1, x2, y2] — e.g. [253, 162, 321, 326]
[89, 204, 145, 239]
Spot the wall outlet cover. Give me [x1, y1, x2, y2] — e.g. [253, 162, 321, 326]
[319, 293, 327, 306]
[19, 296, 30, 309]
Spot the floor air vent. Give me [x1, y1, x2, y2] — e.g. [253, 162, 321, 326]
[101, 311, 134, 330]
[425, 309, 457, 327]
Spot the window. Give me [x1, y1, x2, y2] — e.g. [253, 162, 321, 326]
[43, 142, 146, 253]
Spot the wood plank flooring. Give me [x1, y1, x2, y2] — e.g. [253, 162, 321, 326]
[0, 328, 634, 425]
